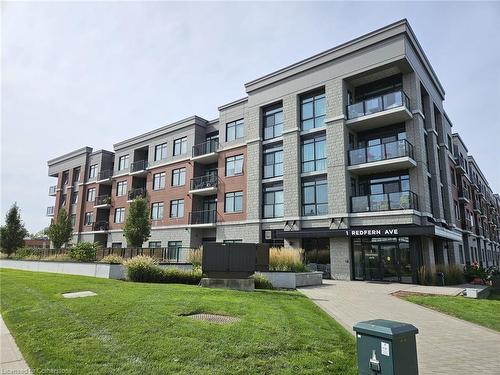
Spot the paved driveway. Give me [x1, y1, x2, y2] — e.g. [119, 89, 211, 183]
[299, 280, 500, 375]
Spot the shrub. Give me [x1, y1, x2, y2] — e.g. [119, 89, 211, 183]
[435, 264, 465, 285]
[269, 247, 308, 272]
[12, 247, 39, 260]
[99, 255, 124, 264]
[188, 247, 202, 267]
[69, 242, 97, 262]
[124, 256, 202, 284]
[417, 265, 435, 286]
[161, 268, 202, 285]
[254, 275, 274, 290]
[43, 254, 72, 262]
[464, 262, 487, 282]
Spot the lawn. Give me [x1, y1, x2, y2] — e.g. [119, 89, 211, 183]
[402, 290, 500, 332]
[0, 269, 356, 374]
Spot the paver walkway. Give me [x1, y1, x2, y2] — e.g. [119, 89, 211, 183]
[0, 315, 30, 373]
[299, 280, 500, 375]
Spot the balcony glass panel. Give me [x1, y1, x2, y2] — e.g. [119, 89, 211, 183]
[349, 140, 414, 166]
[347, 102, 364, 119]
[366, 144, 383, 162]
[382, 91, 403, 110]
[351, 196, 369, 212]
[349, 149, 366, 165]
[346, 90, 410, 120]
[351, 191, 418, 213]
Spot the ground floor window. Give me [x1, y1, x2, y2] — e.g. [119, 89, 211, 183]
[149, 241, 161, 248]
[167, 241, 182, 261]
[111, 242, 122, 249]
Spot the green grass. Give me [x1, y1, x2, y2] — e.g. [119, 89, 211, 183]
[402, 290, 500, 332]
[0, 269, 356, 374]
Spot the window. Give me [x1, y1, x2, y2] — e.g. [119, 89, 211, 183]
[116, 181, 127, 196]
[263, 104, 283, 140]
[84, 212, 93, 226]
[447, 134, 453, 151]
[70, 214, 76, 227]
[263, 145, 283, 179]
[172, 168, 186, 186]
[151, 202, 164, 220]
[302, 177, 328, 216]
[226, 119, 244, 141]
[167, 241, 182, 259]
[60, 194, 67, 207]
[62, 171, 69, 185]
[71, 191, 78, 205]
[118, 155, 129, 171]
[86, 188, 96, 202]
[170, 199, 184, 218]
[301, 135, 326, 172]
[72, 167, 81, 183]
[114, 208, 125, 223]
[173, 137, 187, 156]
[88, 165, 98, 179]
[153, 172, 166, 190]
[301, 90, 326, 131]
[155, 143, 168, 161]
[225, 191, 243, 213]
[454, 201, 460, 220]
[225, 154, 244, 176]
[450, 167, 456, 186]
[149, 241, 162, 248]
[111, 242, 122, 249]
[223, 239, 243, 243]
[263, 184, 284, 218]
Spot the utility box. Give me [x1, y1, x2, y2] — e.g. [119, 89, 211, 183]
[353, 319, 419, 375]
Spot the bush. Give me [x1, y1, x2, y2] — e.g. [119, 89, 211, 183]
[435, 264, 465, 286]
[43, 254, 72, 262]
[68, 242, 97, 262]
[12, 247, 39, 260]
[417, 265, 435, 286]
[188, 247, 202, 267]
[99, 255, 124, 264]
[124, 256, 202, 284]
[269, 247, 308, 272]
[161, 268, 202, 285]
[253, 275, 274, 290]
[464, 262, 487, 283]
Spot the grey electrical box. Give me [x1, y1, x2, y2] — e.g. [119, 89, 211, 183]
[353, 319, 419, 375]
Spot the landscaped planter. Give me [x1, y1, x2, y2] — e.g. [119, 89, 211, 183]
[256, 271, 323, 289]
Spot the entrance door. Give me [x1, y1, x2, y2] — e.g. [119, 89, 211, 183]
[379, 243, 398, 282]
[364, 244, 380, 280]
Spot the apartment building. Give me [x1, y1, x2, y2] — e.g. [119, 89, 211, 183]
[47, 19, 500, 283]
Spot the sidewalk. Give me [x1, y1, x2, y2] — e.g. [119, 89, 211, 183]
[0, 315, 30, 372]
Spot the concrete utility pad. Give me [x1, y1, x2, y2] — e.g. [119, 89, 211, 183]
[186, 313, 241, 324]
[62, 291, 97, 298]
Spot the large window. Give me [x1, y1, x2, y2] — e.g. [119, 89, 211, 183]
[155, 143, 168, 161]
[263, 184, 284, 218]
[88, 164, 98, 179]
[263, 145, 283, 179]
[225, 154, 244, 176]
[118, 155, 129, 171]
[116, 181, 127, 196]
[149, 241, 162, 248]
[114, 208, 125, 223]
[301, 135, 326, 172]
[302, 177, 328, 216]
[226, 119, 244, 142]
[170, 199, 184, 218]
[263, 104, 283, 140]
[84, 212, 93, 226]
[225, 191, 243, 213]
[301, 90, 326, 131]
[151, 202, 164, 220]
[72, 167, 81, 183]
[153, 172, 166, 190]
[71, 191, 78, 205]
[173, 137, 187, 156]
[172, 168, 186, 186]
[60, 194, 67, 207]
[62, 171, 69, 185]
[86, 188, 96, 202]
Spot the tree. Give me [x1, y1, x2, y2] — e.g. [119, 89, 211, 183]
[30, 227, 49, 239]
[0, 203, 28, 256]
[123, 198, 151, 248]
[47, 208, 73, 249]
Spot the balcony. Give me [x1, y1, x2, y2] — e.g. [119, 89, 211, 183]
[345, 90, 412, 131]
[130, 160, 148, 177]
[351, 191, 418, 213]
[458, 188, 470, 203]
[94, 195, 112, 209]
[347, 140, 416, 175]
[189, 174, 218, 196]
[127, 187, 146, 201]
[48, 185, 57, 196]
[191, 139, 219, 164]
[462, 219, 473, 233]
[93, 221, 109, 232]
[97, 169, 113, 184]
[188, 209, 217, 227]
[46, 206, 55, 217]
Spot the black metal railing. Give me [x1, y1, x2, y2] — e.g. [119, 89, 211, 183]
[48, 185, 57, 195]
[349, 139, 414, 166]
[93, 221, 109, 231]
[192, 139, 219, 158]
[95, 195, 112, 206]
[189, 209, 217, 225]
[46, 206, 55, 216]
[97, 246, 192, 263]
[351, 191, 419, 213]
[130, 160, 148, 173]
[190, 174, 218, 190]
[98, 169, 113, 180]
[128, 187, 146, 200]
[346, 89, 410, 120]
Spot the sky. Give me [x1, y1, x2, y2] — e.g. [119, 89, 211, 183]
[1, 1, 499, 232]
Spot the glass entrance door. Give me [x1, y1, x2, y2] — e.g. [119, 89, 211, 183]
[380, 243, 398, 282]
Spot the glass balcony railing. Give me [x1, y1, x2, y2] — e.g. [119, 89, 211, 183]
[189, 209, 217, 225]
[190, 174, 218, 191]
[128, 187, 146, 201]
[192, 139, 219, 158]
[98, 169, 113, 180]
[349, 139, 414, 166]
[130, 160, 148, 173]
[351, 191, 418, 213]
[346, 90, 410, 120]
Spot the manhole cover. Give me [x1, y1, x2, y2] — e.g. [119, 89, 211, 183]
[185, 313, 240, 324]
[62, 291, 97, 298]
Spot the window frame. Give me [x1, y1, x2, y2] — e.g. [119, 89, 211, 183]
[300, 90, 326, 131]
[171, 168, 186, 187]
[263, 104, 283, 140]
[173, 137, 187, 156]
[226, 119, 244, 142]
[84, 212, 93, 226]
[170, 199, 185, 218]
[114, 207, 125, 224]
[86, 188, 96, 202]
[263, 145, 283, 179]
[88, 164, 98, 179]
[154, 143, 168, 161]
[225, 154, 244, 177]
[153, 172, 166, 190]
[151, 202, 164, 220]
[225, 191, 243, 213]
[301, 177, 328, 216]
[263, 184, 284, 219]
[118, 155, 129, 171]
[301, 134, 326, 173]
[116, 180, 127, 196]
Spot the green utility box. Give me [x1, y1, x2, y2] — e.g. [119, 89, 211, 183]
[353, 319, 419, 375]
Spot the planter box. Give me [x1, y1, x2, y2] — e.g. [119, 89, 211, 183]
[256, 271, 323, 289]
[465, 285, 490, 299]
[0, 259, 126, 280]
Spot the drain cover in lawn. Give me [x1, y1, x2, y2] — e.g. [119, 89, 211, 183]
[185, 313, 240, 324]
[62, 291, 97, 298]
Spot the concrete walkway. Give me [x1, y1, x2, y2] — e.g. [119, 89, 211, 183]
[299, 280, 500, 375]
[0, 315, 30, 373]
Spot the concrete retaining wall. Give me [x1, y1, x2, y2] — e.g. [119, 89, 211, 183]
[256, 271, 323, 289]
